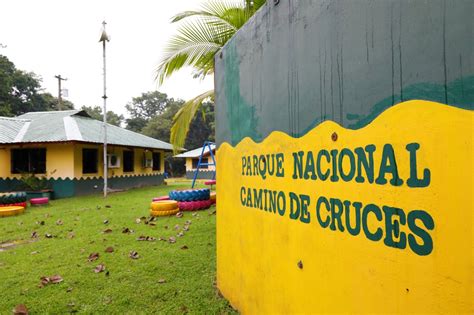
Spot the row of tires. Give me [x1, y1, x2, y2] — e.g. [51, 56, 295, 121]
[149, 189, 217, 216]
[0, 192, 27, 205]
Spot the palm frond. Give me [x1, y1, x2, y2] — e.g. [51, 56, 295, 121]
[156, 18, 233, 85]
[170, 89, 214, 153]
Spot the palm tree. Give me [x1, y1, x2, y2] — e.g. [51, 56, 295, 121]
[156, 0, 266, 151]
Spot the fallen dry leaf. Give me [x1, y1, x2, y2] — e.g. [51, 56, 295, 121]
[94, 264, 105, 273]
[67, 232, 75, 239]
[164, 225, 169, 229]
[56, 219, 63, 225]
[122, 227, 133, 234]
[158, 279, 166, 284]
[183, 225, 189, 231]
[174, 224, 180, 230]
[66, 287, 73, 293]
[103, 219, 109, 224]
[168, 237, 176, 244]
[39, 275, 63, 288]
[103, 228, 112, 233]
[177, 231, 184, 238]
[135, 218, 141, 224]
[12, 304, 28, 315]
[137, 236, 156, 242]
[45, 233, 53, 238]
[176, 212, 183, 218]
[50, 275, 63, 283]
[209, 210, 216, 215]
[105, 205, 111, 208]
[88, 252, 99, 262]
[192, 213, 197, 217]
[185, 220, 192, 225]
[105, 247, 114, 253]
[149, 222, 156, 226]
[31, 231, 38, 239]
[181, 245, 188, 250]
[31, 251, 39, 255]
[129, 251, 139, 259]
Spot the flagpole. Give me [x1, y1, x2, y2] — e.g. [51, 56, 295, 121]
[99, 21, 110, 198]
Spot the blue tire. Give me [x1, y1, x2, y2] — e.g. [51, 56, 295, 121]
[168, 189, 211, 201]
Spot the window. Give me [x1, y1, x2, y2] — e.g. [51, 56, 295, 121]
[82, 149, 98, 174]
[123, 150, 134, 172]
[192, 157, 208, 169]
[152, 152, 161, 171]
[11, 148, 46, 174]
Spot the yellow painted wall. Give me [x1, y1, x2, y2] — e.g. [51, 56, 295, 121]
[73, 143, 164, 178]
[185, 155, 216, 171]
[216, 101, 474, 314]
[0, 143, 74, 178]
[0, 143, 165, 179]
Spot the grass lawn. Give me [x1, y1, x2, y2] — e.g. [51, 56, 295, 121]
[0, 183, 234, 314]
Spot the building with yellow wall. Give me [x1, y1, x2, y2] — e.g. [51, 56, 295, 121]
[0, 110, 172, 198]
[174, 144, 215, 179]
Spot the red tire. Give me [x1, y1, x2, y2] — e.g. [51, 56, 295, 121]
[178, 199, 213, 211]
[204, 180, 216, 185]
[152, 196, 170, 202]
[30, 197, 49, 205]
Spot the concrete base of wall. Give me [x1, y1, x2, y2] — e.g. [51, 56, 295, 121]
[0, 174, 165, 199]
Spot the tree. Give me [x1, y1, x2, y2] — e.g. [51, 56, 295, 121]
[80, 105, 124, 127]
[141, 100, 215, 177]
[125, 91, 177, 131]
[156, 0, 266, 151]
[0, 55, 74, 116]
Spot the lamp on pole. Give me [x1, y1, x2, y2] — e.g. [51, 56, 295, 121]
[99, 21, 110, 198]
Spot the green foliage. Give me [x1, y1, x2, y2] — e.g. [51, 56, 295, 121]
[80, 105, 124, 127]
[0, 184, 234, 314]
[18, 170, 57, 191]
[156, 0, 266, 150]
[125, 91, 181, 131]
[0, 55, 75, 116]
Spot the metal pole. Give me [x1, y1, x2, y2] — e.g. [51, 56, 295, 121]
[100, 21, 109, 198]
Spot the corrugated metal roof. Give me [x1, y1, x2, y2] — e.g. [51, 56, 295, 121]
[0, 110, 173, 150]
[174, 144, 216, 158]
[0, 117, 30, 143]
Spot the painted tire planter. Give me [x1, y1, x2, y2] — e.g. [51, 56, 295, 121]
[178, 199, 213, 211]
[0, 202, 27, 208]
[210, 192, 216, 204]
[0, 206, 25, 217]
[204, 180, 216, 185]
[150, 208, 180, 217]
[150, 200, 178, 212]
[169, 189, 210, 202]
[0, 192, 27, 205]
[30, 197, 49, 206]
[152, 196, 170, 202]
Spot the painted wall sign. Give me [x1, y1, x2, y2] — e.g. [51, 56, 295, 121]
[216, 101, 473, 314]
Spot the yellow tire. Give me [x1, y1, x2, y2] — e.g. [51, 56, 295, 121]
[210, 192, 216, 201]
[150, 200, 178, 212]
[0, 206, 24, 217]
[150, 208, 179, 217]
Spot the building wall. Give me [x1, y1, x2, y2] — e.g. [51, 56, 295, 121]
[184, 156, 216, 172]
[215, 0, 473, 313]
[73, 143, 165, 178]
[215, 0, 473, 145]
[0, 142, 166, 198]
[0, 143, 74, 179]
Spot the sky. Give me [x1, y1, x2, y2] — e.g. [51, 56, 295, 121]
[0, 0, 214, 117]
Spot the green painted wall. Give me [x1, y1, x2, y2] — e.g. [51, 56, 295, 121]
[215, 0, 473, 145]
